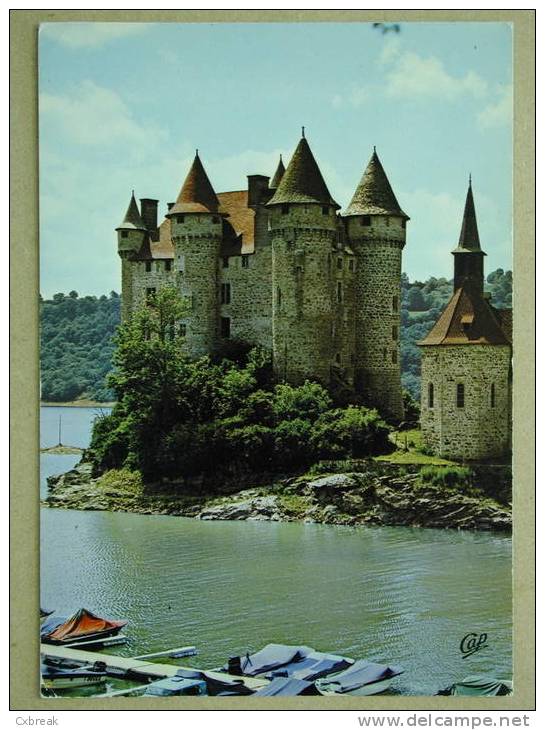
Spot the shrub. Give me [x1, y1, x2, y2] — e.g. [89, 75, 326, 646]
[419, 465, 473, 490]
[272, 381, 332, 423]
[311, 406, 391, 459]
[274, 418, 315, 470]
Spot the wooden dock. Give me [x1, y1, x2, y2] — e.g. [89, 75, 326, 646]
[40, 644, 268, 691]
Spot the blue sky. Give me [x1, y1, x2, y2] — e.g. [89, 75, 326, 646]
[39, 21, 513, 297]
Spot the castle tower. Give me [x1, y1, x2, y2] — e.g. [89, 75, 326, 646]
[116, 192, 148, 321]
[418, 180, 512, 460]
[452, 177, 486, 296]
[344, 149, 409, 421]
[269, 155, 285, 190]
[267, 132, 340, 384]
[166, 152, 223, 358]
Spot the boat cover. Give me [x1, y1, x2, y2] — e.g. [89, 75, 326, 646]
[439, 675, 512, 697]
[41, 663, 107, 680]
[316, 660, 403, 694]
[268, 651, 354, 681]
[253, 677, 321, 697]
[42, 608, 127, 643]
[174, 668, 254, 696]
[144, 677, 207, 697]
[40, 615, 66, 638]
[225, 644, 314, 677]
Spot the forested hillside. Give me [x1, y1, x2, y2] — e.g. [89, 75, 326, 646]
[40, 270, 512, 404]
[40, 291, 120, 402]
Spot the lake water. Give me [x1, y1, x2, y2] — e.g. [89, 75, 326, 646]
[40, 406, 512, 696]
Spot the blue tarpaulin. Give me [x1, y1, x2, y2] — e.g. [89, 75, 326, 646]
[225, 644, 314, 677]
[316, 660, 403, 694]
[253, 677, 321, 696]
[268, 651, 354, 681]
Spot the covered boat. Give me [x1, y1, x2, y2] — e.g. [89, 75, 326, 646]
[437, 675, 513, 697]
[225, 644, 314, 677]
[144, 676, 207, 697]
[253, 677, 322, 697]
[316, 660, 404, 696]
[158, 668, 255, 697]
[41, 608, 127, 645]
[41, 660, 107, 690]
[267, 651, 354, 682]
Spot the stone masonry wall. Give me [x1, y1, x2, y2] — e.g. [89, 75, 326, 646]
[420, 344, 512, 460]
[129, 259, 176, 314]
[171, 214, 222, 358]
[346, 215, 405, 420]
[270, 204, 339, 384]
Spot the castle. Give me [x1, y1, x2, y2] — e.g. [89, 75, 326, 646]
[418, 179, 512, 460]
[116, 132, 408, 421]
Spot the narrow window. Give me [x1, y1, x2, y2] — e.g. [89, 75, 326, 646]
[222, 257, 229, 269]
[277, 287, 282, 309]
[337, 281, 343, 303]
[392, 295, 399, 313]
[241, 255, 250, 269]
[145, 261, 152, 272]
[392, 325, 398, 340]
[177, 215, 185, 224]
[146, 287, 156, 302]
[281, 204, 289, 215]
[456, 383, 465, 408]
[335, 353, 341, 365]
[361, 215, 371, 226]
[385, 216, 390, 226]
[322, 206, 329, 215]
[428, 383, 434, 409]
[177, 255, 185, 272]
[349, 259, 355, 272]
[179, 323, 187, 337]
[490, 383, 496, 408]
[337, 258, 343, 270]
[383, 347, 387, 361]
[165, 260, 172, 272]
[391, 350, 397, 364]
[221, 283, 231, 305]
[401, 219, 406, 229]
[220, 316, 231, 339]
[121, 230, 128, 238]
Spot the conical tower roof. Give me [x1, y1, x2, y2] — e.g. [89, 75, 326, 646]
[168, 152, 219, 216]
[268, 135, 339, 209]
[116, 191, 146, 230]
[452, 178, 482, 253]
[269, 155, 286, 189]
[343, 149, 408, 219]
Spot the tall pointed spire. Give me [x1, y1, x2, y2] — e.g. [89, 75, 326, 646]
[267, 135, 339, 208]
[116, 191, 146, 230]
[452, 179, 486, 294]
[453, 177, 481, 252]
[344, 149, 408, 219]
[269, 154, 285, 190]
[168, 151, 219, 216]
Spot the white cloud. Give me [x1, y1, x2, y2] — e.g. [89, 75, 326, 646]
[40, 22, 150, 49]
[477, 85, 513, 129]
[40, 81, 167, 150]
[377, 36, 402, 67]
[330, 86, 370, 109]
[384, 51, 487, 101]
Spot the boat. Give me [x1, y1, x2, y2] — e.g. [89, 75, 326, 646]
[41, 660, 108, 690]
[437, 675, 513, 697]
[41, 608, 127, 645]
[145, 668, 254, 697]
[266, 650, 354, 681]
[224, 643, 315, 677]
[252, 677, 322, 696]
[315, 660, 404, 696]
[40, 608, 54, 626]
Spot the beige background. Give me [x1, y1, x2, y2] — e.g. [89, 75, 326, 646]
[9, 9, 535, 711]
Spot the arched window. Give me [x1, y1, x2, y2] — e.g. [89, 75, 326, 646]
[490, 383, 496, 408]
[456, 383, 465, 408]
[428, 383, 434, 409]
[391, 350, 397, 364]
[392, 295, 399, 313]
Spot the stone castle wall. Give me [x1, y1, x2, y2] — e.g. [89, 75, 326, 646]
[420, 344, 512, 460]
[346, 215, 405, 420]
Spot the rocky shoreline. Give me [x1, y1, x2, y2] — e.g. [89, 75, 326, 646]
[44, 460, 512, 533]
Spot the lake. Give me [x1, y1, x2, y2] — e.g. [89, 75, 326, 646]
[40, 405, 512, 696]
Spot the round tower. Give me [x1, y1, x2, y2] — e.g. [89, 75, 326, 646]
[344, 149, 409, 421]
[267, 133, 340, 385]
[166, 152, 222, 358]
[116, 191, 147, 321]
[418, 180, 512, 460]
